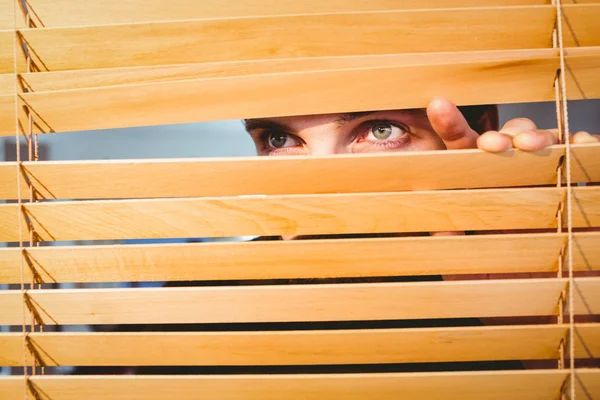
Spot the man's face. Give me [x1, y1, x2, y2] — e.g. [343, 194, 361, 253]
[246, 109, 446, 156]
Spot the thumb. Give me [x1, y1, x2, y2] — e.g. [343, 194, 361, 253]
[427, 97, 479, 150]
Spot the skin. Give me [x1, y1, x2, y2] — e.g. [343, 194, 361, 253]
[245, 97, 598, 240]
[246, 97, 598, 156]
[244, 97, 600, 330]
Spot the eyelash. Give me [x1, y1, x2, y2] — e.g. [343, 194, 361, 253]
[255, 119, 411, 154]
[357, 120, 410, 146]
[257, 131, 303, 155]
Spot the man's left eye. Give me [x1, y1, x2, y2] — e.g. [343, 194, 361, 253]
[368, 123, 404, 140]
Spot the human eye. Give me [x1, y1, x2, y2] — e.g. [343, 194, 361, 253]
[266, 132, 300, 149]
[254, 131, 304, 155]
[355, 120, 410, 150]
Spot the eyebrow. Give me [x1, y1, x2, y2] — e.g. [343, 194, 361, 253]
[334, 111, 376, 125]
[243, 118, 294, 134]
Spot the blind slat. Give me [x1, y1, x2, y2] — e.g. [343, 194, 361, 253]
[576, 369, 600, 399]
[10, 48, 599, 135]
[0, 31, 14, 74]
[574, 277, 600, 316]
[0, 324, 576, 367]
[0, 187, 572, 241]
[0, 370, 570, 400]
[0, 145, 576, 200]
[562, 4, 600, 48]
[4, 49, 565, 135]
[0, 278, 567, 325]
[19, 7, 559, 73]
[2, 143, 598, 200]
[6, 0, 557, 29]
[3, 232, 588, 284]
[17, 49, 563, 92]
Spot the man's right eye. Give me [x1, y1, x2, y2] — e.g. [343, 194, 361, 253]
[268, 133, 298, 148]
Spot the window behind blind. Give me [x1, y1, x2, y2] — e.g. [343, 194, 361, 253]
[0, 0, 599, 399]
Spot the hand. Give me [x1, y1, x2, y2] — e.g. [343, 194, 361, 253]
[426, 97, 599, 151]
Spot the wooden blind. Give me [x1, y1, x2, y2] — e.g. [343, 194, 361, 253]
[1, 0, 599, 399]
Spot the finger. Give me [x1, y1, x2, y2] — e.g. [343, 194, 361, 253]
[512, 129, 559, 151]
[573, 131, 600, 144]
[426, 97, 479, 150]
[477, 131, 513, 152]
[498, 117, 538, 137]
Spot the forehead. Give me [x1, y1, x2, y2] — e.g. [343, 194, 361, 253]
[245, 109, 427, 132]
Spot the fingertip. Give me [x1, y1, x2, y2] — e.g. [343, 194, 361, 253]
[477, 131, 513, 153]
[499, 118, 538, 136]
[573, 131, 599, 144]
[426, 97, 456, 120]
[512, 129, 557, 151]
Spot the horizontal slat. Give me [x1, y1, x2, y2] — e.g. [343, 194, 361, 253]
[0, 376, 23, 400]
[575, 323, 600, 359]
[0, 95, 15, 137]
[571, 186, 600, 229]
[0, 324, 573, 367]
[0, 145, 572, 200]
[6, 48, 568, 134]
[562, 4, 600, 48]
[573, 232, 600, 273]
[0, 73, 14, 95]
[0, 187, 568, 242]
[0, 30, 14, 74]
[576, 369, 600, 399]
[570, 142, 600, 183]
[14, 48, 571, 93]
[0, 278, 567, 325]
[20, 7, 558, 73]
[11, 0, 555, 29]
[2, 370, 569, 400]
[573, 277, 600, 315]
[0, 232, 579, 284]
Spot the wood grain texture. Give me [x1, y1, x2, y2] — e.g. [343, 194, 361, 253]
[0, 232, 575, 284]
[19, 7, 557, 73]
[562, 4, 600, 48]
[574, 323, 600, 359]
[571, 186, 600, 229]
[0, 30, 14, 74]
[0, 278, 567, 325]
[19, 48, 562, 93]
[0, 94, 15, 137]
[0, 145, 570, 200]
[573, 232, 600, 273]
[573, 277, 600, 315]
[1, 143, 597, 201]
[0, 325, 569, 367]
[0, 377, 25, 400]
[576, 369, 600, 399]
[15, 0, 552, 28]
[570, 142, 600, 183]
[0, 187, 567, 242]
[564, 46, 600, 101]
[23, 370, 569, 400]
[9, 49, 564, 134]
[0, 73, 14, 95]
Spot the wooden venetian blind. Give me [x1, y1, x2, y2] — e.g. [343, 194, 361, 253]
[0, 0, 599, 398]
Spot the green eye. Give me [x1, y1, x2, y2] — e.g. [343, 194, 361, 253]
[371, 123, 393, 140]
